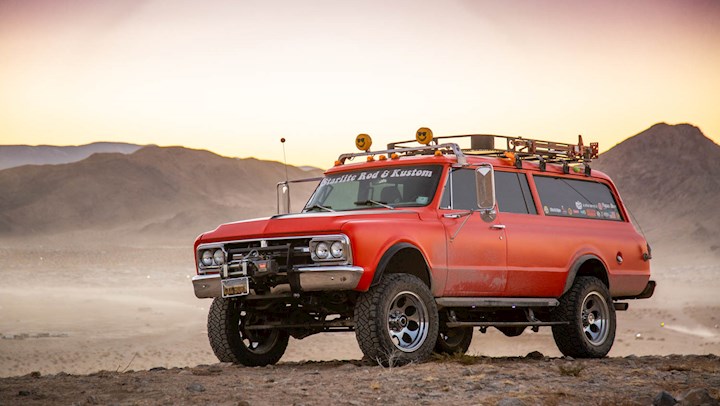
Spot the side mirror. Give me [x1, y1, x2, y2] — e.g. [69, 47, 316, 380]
[276, 182, 290, 214]
[475, 164, 497, 222]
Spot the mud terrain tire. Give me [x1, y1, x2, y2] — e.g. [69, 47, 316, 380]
[354, 274, 439, 366]
[552, 276, 616, 358]
[434, 327, 473, 355]
[208, 297, 289, 366]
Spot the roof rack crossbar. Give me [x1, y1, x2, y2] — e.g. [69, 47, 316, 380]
[337, 143, 468, 166]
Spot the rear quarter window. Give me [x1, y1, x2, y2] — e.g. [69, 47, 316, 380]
[534, 176, 623, 221]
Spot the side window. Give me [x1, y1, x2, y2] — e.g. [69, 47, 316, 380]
[440, 169, 537, 214]
[439, 173, 451, 208]
[495, 171, 537, 214]
[452, 169, 477, 210]
[439, 169, 476, 211]
[534, 176, 623, 221]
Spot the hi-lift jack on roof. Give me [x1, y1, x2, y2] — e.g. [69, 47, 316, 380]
[338, 128, 599, 176]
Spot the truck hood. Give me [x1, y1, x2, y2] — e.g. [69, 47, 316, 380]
[197, 209, 420, 244]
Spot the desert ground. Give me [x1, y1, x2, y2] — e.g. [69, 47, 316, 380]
[1, 241, 719, 405]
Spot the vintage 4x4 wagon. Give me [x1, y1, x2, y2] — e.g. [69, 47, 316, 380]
[192, 129, 655, 366]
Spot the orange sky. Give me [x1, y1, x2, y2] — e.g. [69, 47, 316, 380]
[1, 0, 719, 168]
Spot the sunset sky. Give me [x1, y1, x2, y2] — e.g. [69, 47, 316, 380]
[1, 0, 719, 168]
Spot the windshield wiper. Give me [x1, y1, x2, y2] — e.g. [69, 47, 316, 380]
[354, 200, 395, 210]
[304, 204, 334, 212]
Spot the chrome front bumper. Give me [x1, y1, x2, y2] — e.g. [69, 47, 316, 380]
[191, 266, 364, 298]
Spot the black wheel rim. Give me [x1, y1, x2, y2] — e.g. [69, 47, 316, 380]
[238, 310, 281, 354]
[440, 328, 467, 347]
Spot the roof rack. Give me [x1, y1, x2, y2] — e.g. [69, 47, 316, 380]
[337, 133, 598, 176]
[337, 143, 469, 166]
[387, 134, 598, 175]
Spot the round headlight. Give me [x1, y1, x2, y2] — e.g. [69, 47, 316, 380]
[330, 241, 344, 258]
[315, 242, 330, 259]
[213, 249, 225, 265]
[201, 250, 213, 266]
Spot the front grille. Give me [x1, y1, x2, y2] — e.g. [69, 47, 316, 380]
[225, 237, 314, 273]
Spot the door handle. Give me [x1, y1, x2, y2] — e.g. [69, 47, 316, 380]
[491, 224, 506, 230]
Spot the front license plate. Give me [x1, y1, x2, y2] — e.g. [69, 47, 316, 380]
[221, 277, 250, 298]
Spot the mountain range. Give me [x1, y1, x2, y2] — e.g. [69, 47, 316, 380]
[0, 142, 143, 170]
[0, 146, 322, 244]
[593, 123, 720, 263]
[0, 123, 717, 263]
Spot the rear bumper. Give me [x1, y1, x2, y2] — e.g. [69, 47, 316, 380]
[192, 266, 364, 298]
[615, 280, 656, 300]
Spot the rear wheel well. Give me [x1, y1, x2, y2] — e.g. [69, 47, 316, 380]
[374, 245, 431, 289]
[576, 258, 609, 287]
[563, 256, 609, 294]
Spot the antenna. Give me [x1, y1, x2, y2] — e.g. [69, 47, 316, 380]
[277, 138, 291, 214]
[280, 137, 289, 183]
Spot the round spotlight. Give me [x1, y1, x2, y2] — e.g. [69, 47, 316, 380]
[213, 249, 225, 265]
[315, 242, 330, 259]
[330, 241, 344, 258]
[201, 250, 213, 266]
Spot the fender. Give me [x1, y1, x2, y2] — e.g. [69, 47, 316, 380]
[370, 242, 432, 289]
[562, 254, 609, 295]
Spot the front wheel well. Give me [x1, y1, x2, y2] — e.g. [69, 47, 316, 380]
[372, 244, 432, 289]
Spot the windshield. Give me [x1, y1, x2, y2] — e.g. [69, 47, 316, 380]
[303, 165, 443, 212]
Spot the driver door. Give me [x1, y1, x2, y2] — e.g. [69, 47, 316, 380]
[439, 168, 507, 296]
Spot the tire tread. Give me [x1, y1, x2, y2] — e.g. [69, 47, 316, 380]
[552, 276, 616, 358]
[354, 273, 439, 365]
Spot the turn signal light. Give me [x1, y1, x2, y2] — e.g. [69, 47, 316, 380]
[504, 151, 516, 165]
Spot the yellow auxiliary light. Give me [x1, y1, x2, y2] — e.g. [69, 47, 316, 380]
[378, 155, 387, 161]
[416, 127, 433, 145]
[356, 134, 372, 151]
[367, 156, 375, 162]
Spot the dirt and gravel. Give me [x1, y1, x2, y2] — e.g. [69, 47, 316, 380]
[1, 245, 719, 405]
[1, 354, 719, 405]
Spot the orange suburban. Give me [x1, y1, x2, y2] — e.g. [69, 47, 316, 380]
[192, 129, 654, 366]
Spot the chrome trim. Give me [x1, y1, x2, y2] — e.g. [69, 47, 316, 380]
[196, 243, 227, 273]
[191, 266, 364, 298]
[192, 274, 221, 298]
[197, 233, 344, 248]
[197, 233, 355, 267]
[295, 265, 364, 291]
[309, 234, 351, 264]
[337, 142, 467, 166]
